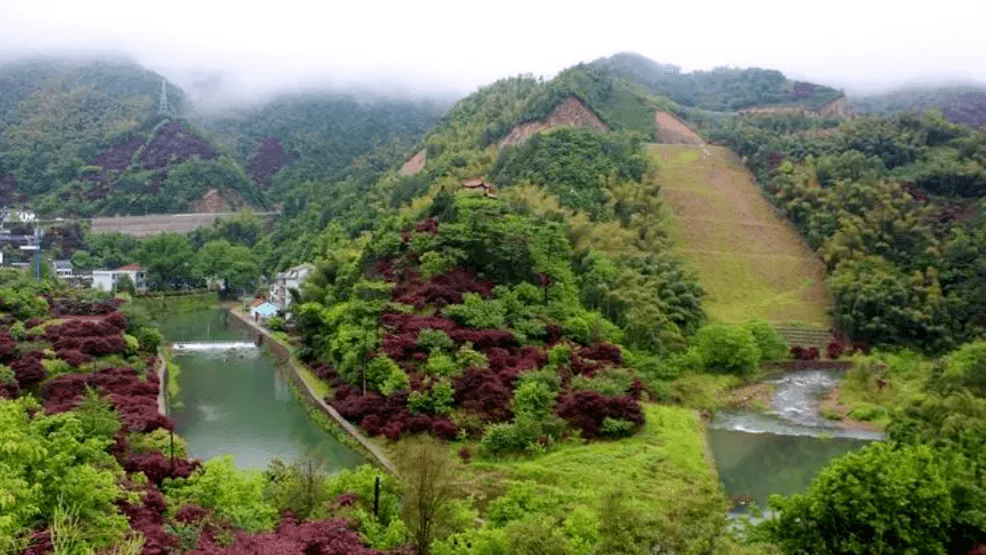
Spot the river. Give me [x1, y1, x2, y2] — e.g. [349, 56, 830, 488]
[707, 369, 883, 511]
[160, 308, 365, 472]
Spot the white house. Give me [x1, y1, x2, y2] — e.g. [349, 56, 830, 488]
[269, 263, 313, 309]
[52, 259, 73, 278]
[92, 264, 147, 292]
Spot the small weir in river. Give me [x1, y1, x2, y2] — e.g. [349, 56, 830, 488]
[707, 369, 883, 511]
[161, 309, 365, 472]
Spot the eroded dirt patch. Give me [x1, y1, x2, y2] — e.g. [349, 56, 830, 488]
[654, 111, 704, 145]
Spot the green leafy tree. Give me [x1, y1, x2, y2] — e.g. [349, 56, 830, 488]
[763, 442, 957, 555]
[693, 324, 761, 377]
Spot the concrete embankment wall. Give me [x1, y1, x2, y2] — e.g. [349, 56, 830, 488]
[156, 351, 168, 416]
[227, 310, 397, 474]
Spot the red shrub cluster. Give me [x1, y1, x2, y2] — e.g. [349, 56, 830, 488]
[826, 338, 847, 360]
[116, 482, 174, 555]
[0, 329, 17, 362]
[0, 379, 20, 399]
[453, 370, 513, 422]
[578, 343, 622, 365]
[124, 451, 201, 486]
[18, 529, 52, 555]
[11, 352, 47, 390]
[394, 267, 493, 309]
[45, 317, 129, 356]
[141, 122, 216, 170]
[44, 366, 172, 433]
[414, 217, 438, 234]
[246, 137, 292, 187]
[789, 346, 820, 361]
[331, 385, 458, 441]
[92, 135, 147, 171]
[174, 504, 211, 525]
[554, 391, 644, 440]
[55, 348, 92, 368]
[45, 318, 122, 340]
[186, 517, 389, 555]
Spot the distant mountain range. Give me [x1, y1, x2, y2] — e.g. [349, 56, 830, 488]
[850, 84, 986, 127]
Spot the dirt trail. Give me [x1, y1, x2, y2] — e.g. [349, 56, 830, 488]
[654, 111, 705, 145]
[649, 143, 830, 326]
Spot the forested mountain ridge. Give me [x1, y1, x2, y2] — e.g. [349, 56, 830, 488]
[589, 51, 845, 113]
[850, 83, 986, 128]
[0, 58, 258, 216]
[0, 57, 447, 220]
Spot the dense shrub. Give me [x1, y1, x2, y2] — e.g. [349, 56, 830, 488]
[790, 345, 821, 361]
[11, 352, 47, 390]
[694, 324, 761, 376]
[554, 391, 644, 439]
[743, 319, 788, 361]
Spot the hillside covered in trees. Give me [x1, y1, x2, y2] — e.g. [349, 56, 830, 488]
[7, 50, 986, 554]
[0, 57, 445, 219]
[850, 83, 986, 127]
[588, 52, 844, 112]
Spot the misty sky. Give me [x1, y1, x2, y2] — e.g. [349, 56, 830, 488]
[2, 0, 984, 103]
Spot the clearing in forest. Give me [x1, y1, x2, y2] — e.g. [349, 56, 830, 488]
[649, 143, 831, 326]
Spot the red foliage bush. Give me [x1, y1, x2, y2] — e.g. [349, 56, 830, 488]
[175, 504, 211, 525]
[0, 329, 17, 362]
[141, 122, 215, 170]
[44, 366, 172, 433]
[578, 343, 623, 365]
[18, 529, 52, 555]
[448, 329, 517, 351]
[381, 332, 419, 361]
[246, 137, 292, 187]
[431, 418, 458, 440]
[414, 218, 438, 234]
[124, 452, 201, 486]
[56, 348, 92, 368]
[453, 370, 512, 422]
[826, 338, 847, 360]
[394, 267, 493, 309]
[116, 482, 174, 555]
[11, 352, 47, 390]
[789, 346, 821, 361]
[554, 391, 644, 440]
[92, 135, 146, 171]
[0, 380, 20, 399]
[187, 517, 387, 555]
[105, 311, 129, 330]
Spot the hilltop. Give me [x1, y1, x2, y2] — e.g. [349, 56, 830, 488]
[588, 52, 845, 113]
[850, 83, 986, 127]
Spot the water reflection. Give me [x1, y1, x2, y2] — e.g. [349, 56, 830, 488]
[161, 309, 365, 472]
[707, 369, 882, 511]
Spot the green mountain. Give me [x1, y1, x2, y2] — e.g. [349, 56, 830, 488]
[587, 52, 844, 112]
[0, 57, 254, 216]
[850, 84, 986, 128]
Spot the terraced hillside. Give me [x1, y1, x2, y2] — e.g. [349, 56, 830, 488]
[649, 143, 831, 326]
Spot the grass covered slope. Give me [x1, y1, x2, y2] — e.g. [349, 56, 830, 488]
[649, 143, 830, 325]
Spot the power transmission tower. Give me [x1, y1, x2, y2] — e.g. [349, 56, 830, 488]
[159, 79, 168, 115]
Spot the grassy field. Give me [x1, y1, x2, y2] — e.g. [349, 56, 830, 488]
[648, 143, 831, 326]
[466, 405, 716, 508]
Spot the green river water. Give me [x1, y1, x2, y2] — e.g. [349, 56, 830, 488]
[160, 309, 365, 472]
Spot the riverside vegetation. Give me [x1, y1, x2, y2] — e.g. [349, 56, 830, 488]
[2, 52, 986, 554]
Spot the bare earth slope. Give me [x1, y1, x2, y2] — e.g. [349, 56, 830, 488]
[649, 143, 831, 326]
[654, 111, 704, 144]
